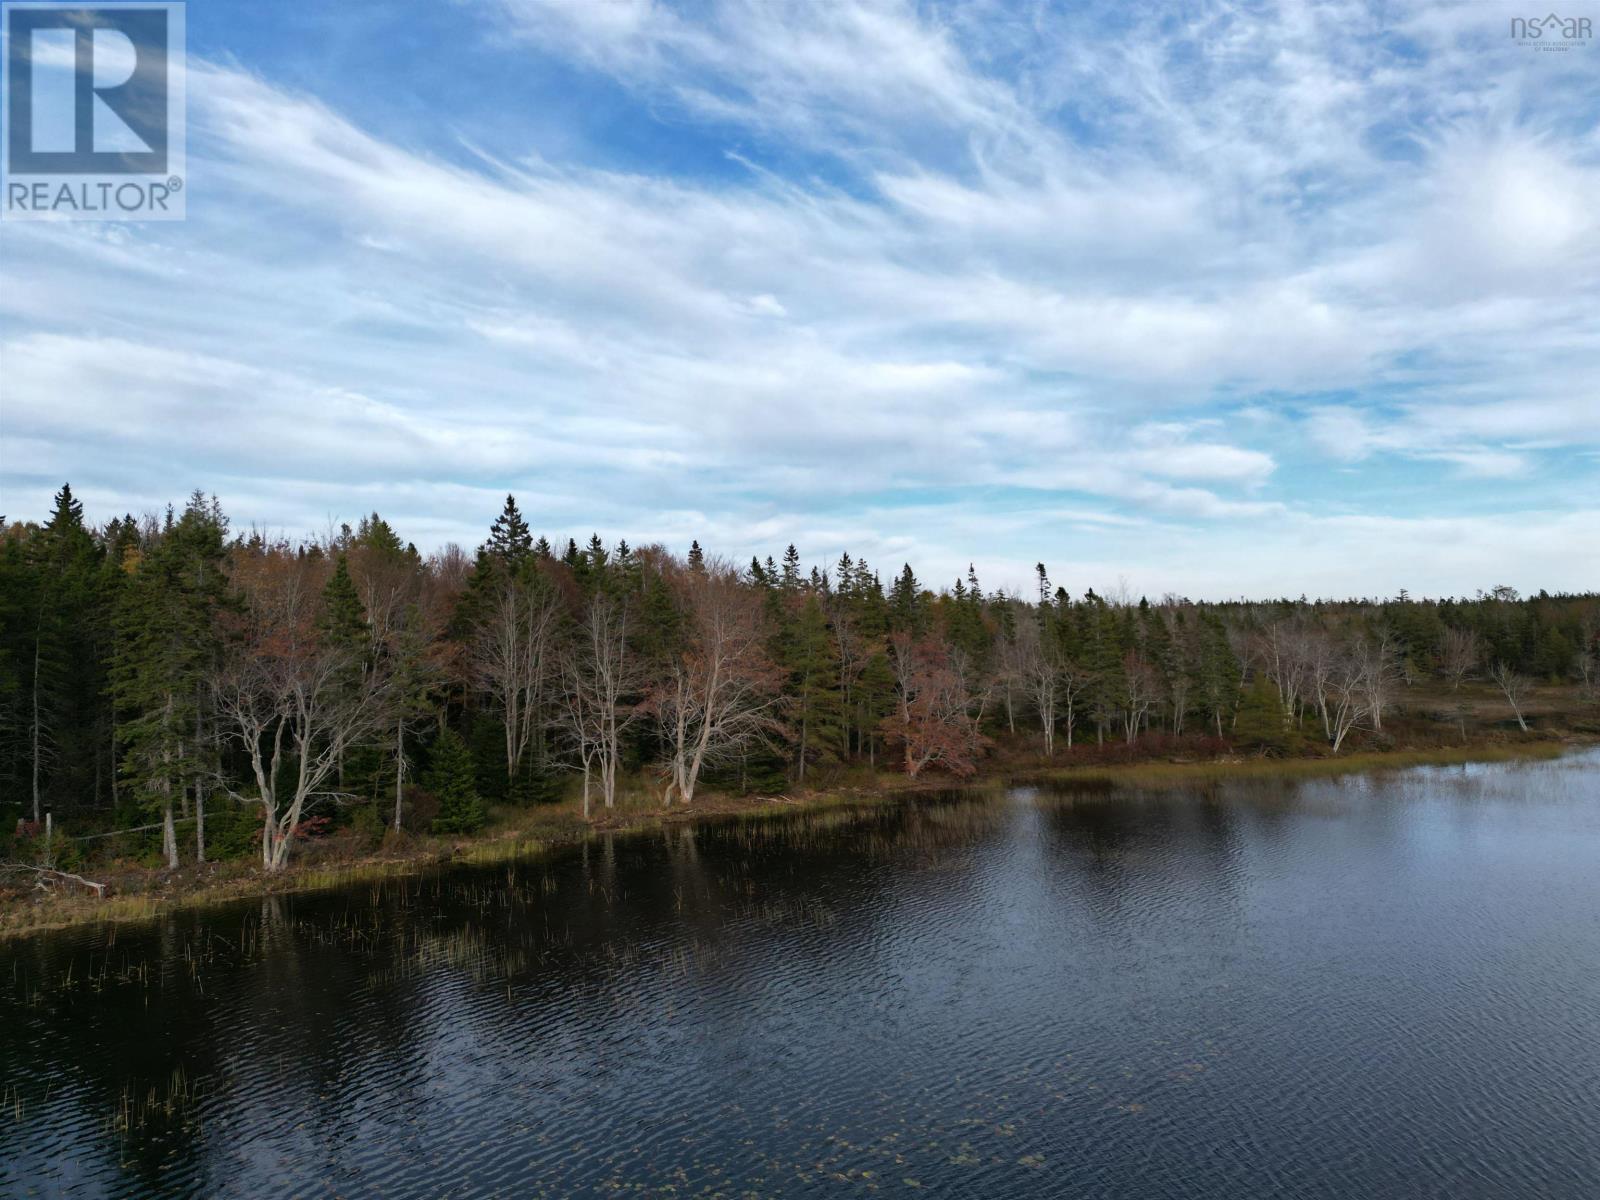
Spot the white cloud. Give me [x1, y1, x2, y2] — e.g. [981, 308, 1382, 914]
[1, 0, 1596, 597]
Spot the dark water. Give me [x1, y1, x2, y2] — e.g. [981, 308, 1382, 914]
[4, 752, 1600, 1199]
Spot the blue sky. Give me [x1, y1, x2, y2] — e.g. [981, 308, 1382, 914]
[2, 0, 1597, 599]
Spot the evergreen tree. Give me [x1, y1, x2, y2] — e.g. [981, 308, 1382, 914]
[355, 513, 406, 558]
[113, 495, 229, 865]
[835, 552, 855, 595]
[486, 495, 533, 564]
[888, 564, 925, 634]
[947, 567, 989, 663]
[320, 554, 367, 653]
[427, 727, 486, 834]
[784, 595, 844, 779]
[1233, 675, 1301, 755]
[1195, 617, 1241, 737]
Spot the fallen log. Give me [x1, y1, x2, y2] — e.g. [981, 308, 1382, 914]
[3, 863, 107, 898]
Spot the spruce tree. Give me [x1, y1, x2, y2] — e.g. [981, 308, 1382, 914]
[486, 495, 533, 564]
[785, 595, 844, 780]
[23, 485, 116, 824]
[427, 727, 486, 834]
[355, 512, 406, 558]
[888, 564, 925, 635]
[113, 495, 228, 865]
[320, 554, 367, 653]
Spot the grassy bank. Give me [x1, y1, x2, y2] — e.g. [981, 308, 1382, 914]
[3, 734, 1591, 943]
[1018, 740, 1576, 790]
[0, 778, 916, 942]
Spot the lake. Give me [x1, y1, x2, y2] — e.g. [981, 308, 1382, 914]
[4, 750, 1599, 1198]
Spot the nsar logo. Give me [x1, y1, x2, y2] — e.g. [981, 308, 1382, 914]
[1510, 11, 1593, 50]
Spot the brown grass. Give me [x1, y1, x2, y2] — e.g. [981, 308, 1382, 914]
[1022, 740, 1574, 790]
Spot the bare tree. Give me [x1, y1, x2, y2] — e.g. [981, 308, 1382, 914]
[1491, 661, 1532, 732]
[1122, 652, 1159, 744]
[1300, 627, 1338, 740]
[556, 594, 642, 816]
[1166, 659, 1191, 737]
[1439, 628, 1479, 691]
[1252, 619, 1308, 726]
[1057, 661, 1085, 750]
[1354, 628, 1402, 732]
[1325, 646, 1371, 754]
[881, 634, 989, 778]
[348, 539, 438, 830]
[1576, 607, 1598, 700]
[211, 554, 392, 871]
[651, 564, 785, 806]
[1013, 620, 1061, 756]
[992, 627, 1023, 738]
[832, 604, 870, 755]
[1578, 646, 1598, 701]
[468, 566, 561, 788]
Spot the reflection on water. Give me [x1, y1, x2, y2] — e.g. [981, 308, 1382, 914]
[4, 752, 1600, 1198]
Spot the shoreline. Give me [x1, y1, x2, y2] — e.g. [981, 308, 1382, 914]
[1, 737, 1585, 943]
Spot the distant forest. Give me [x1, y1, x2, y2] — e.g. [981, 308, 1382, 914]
[4, 485, 1596, 872]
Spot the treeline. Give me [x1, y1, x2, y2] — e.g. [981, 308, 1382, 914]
[2, 485, 1596, 873]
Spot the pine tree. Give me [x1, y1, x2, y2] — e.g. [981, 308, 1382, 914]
[113, 495, 228, 866]
[23, 485, 120, 825]
[486, 494, 533, 564]
[320, 554, 367, 653]
[1233, 674, 1301, 755]
[785, 595, 844, 780]
[947, 569, 989, 663]
[427, 727, 486, 834]
[1196, 617, 1242, 737]
[835, 552, 855, 596]
[853, 650, 897, 767]
[355, 513, 406, 558]
[687, 540, 705, 573]
[888, 564, 925, 635]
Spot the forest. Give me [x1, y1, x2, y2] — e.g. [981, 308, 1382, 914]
[3, 484, 1596, 877]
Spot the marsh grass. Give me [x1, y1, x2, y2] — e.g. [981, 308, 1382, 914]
[1021, 741, 1571, 792]
[108, 1067, 201, 1137]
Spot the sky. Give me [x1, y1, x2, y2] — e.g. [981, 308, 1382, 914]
[1, 0, 1597, 601]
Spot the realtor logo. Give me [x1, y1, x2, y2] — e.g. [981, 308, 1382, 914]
[2, 2, 185, 220]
